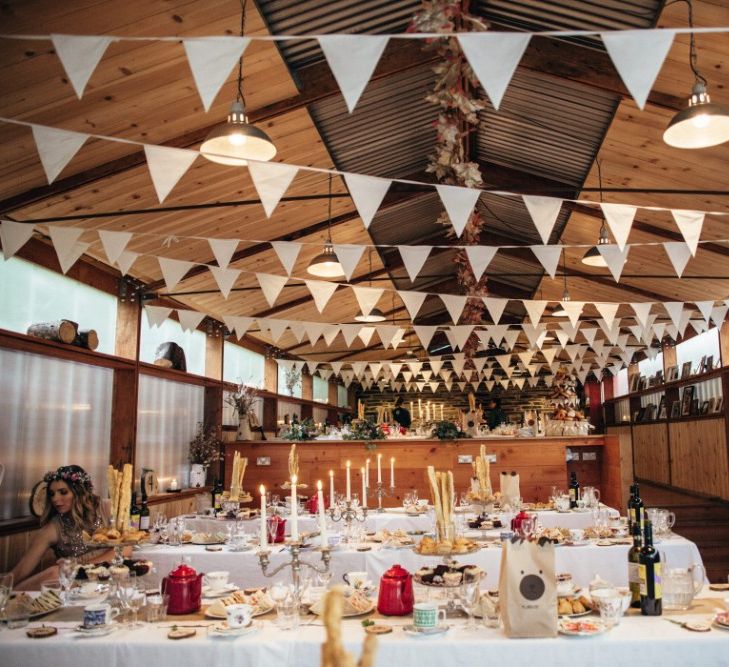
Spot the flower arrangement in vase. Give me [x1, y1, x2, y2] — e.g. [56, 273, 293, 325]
[225, 382, 260, 440]
[188, 423, 223, 487]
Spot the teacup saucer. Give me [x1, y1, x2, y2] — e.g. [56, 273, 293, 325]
[403, 624, 449, 636]
[209, 621, 257, 637]
[202, 584, 238, 597]
[75, 622, 118, 637]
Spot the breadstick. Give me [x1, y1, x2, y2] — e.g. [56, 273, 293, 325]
[117, 464, 133, 532]
[426, 467, 444, 541]
[447, 471, 455, 541]
[237, 456, 248, 495]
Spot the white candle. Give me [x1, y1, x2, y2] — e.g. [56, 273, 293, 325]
[390, 457, 395, 487]
[440, 404, 444, 420]
[361, 468, 367, 508]
[329, 470, 334, 507]
[365, 458, 370, 488]
[291, 475, 298, 541]
[418, 398, 422, 419]
[259, 485, 267, 549]
[410, 401, 414, 415]
[317, 480, 327, 547]
[377, 454, 382, 484]
[169, 478, 178, 491]
[346, 461, 351, 501]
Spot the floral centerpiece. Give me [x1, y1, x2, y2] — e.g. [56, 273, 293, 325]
[433, 420, 468, 440]
[284, 418, 317, 441]
[284, 365, 302, 397]
[343, 420, 386, 450]
[225, 382, 260, 440]
[188, 423, 223, 487]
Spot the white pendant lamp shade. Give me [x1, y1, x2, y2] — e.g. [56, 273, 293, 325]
[200, 101, 277, 166]
[581, 219, 610, 267]
[354, 308, 386, 323]
[663, 83, 729, 149]
[307, 243, 345, 278]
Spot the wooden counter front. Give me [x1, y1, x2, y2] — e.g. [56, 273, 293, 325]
[225, 436, 609, 507]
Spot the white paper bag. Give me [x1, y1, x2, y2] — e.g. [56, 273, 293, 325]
[500, 471, 521, 508]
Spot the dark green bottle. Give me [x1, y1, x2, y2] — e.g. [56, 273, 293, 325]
[639, 521, 662, 616]
[628, 521, 642, 608]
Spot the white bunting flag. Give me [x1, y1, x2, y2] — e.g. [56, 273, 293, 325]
[663, 301, 684, 329]
[398, 245, 431, 282]
[333, 244, 365, 281]
[521, 322, 544, 348]
[183, 36, 250, 112]
[523, 299, 548, 325]
[266, 319, 290, 344]
[503, 328, 521, 350]
[555, 330, 570, 349]
[340, 324, 361, 347]
[229, 316, 254, 339]
[711, 305, 728, 327]
[664, 241, 692, 278]
[597, 244, 630, 282]
[145, 305, 172, 328]
[541, 347, 558, 365]
[527, 376, 540, 388]
[561, 301, 585, 327]
[256, 272, 288, 307]
[369, 362, 382, 379]
[343, 173, 390, 229]
[694, 300, 714, 325]
[601, 29, 674, 109]
[205, 238, 238, 270]
[406, 361, 422, 375]
[482, 297, 508, 325]
[48, 226, 89, 274]
[0, 221, 35, 260]
[209, 265, 241, 298]
[451, 357, 466, 377]
[158, 256, 194, 292]
[98, 230, 132, 264]
[600, 203, 636, 251]
[144, 145, 197, 203]
[595, 302, 620, 331]
[399, 290, 428, 320]
[51, 34, 112, 99]
[352, 285, 383, 317]
[450, 325, 474, 351]
[248, 161, 298, 217]
[441, 294, 468, 324]
[270, 241, 301, 276]
[436, 184, 481, 237]
[412, 325, 438, 350]
[484, 380, 495, 391]
[31, 125, 88, 184]
[318, 35, 389, 112]
[523, 195, 562, 244]
[472, 357, 487, 373]
[457, 33, 530, 109]
[304, 322, 325, 346]
[671, 209, 704, 256]
[323, 325, 340, 347]
[358, 326, 375, 346]
[305, 279, 338, 313]
[376, 325, 400, 349]
[581, 327, 598, 348]
[518, 350, 534, 367]
[530, 245, 562, 279]
[465, 246, 497, 281]
[630, 302, 653, 329]
[116, 250, 139, 276]
[429, 359, 444, 376]
[288, 321, 305, 343]
[177, 309, 206, 333]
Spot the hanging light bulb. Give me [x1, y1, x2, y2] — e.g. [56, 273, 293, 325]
[581, 158, 610, 267]
[308, 174, 345, 278]
[663, 1, 729, 149]
[355, 246, 386, 322]
[200, 0, 276, 166]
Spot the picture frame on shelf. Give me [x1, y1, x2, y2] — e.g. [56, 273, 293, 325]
[680, 362, 692, 379]
[666, 366, 678, 382]
[700, 400, 710, 415]
[681, 385, 695, 416]
[657, 396, 667, 420]
[646, 404, 657, 421]
[698, 355, 707, 374]
[713, 396, 724, 413]
[692, 398, 700, 415]
[638, 376, 648, 391]
[637, 407, 647, 422]
[655, 370, 663, 385]
[670, 401, 681, 419]
[632, 410, 641, 423]
[702, 355, 714, 374]
[629, 374, 641, 393]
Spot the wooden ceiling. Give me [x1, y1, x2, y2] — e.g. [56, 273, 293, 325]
[1, 0, 728, 366]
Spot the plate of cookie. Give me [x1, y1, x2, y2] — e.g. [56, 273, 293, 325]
[413, 536, 480, 556]
[557, 594, 594, 618]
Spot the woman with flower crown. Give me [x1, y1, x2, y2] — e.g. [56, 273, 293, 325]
[11, 465, 116, 590]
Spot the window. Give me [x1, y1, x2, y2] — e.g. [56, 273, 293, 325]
[638, 352, 663, 378]
[139, 315, 207, 377]
[313, 375, 329, 403]
[223, 342, 264, 388]
[0, 348, 113, 520]
[278, 364, 302, 399]
[676, 328, 720, 372]
[313, 406, 329, 424]
[0, 256, 117, 355]
[337, 384, 348, 408]
[136, 375, 204, 489]
[613, 367, 629, 397]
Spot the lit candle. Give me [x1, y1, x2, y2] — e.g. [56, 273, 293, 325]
[169, 478, 178, 491]
[329, 470, 334, 507]
[410, 401, 414, 415]
[365, 458, 370, 488]
[259, 485, 267, 549]
[291, 475, 298, 541]
[418, 398, 422, 419]
[361, 468, 367, 508]
[377, 454, 382, 484]
[346, 461, 351, 501]
[440, 404, 444, 421]
[317, 480, 327, 547]
[390, 457, 395, 488]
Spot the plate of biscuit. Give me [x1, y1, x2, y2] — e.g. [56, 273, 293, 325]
[83, 527, 148, 546]
[414, 536, 480, 556]
[558, 594, 594, 618]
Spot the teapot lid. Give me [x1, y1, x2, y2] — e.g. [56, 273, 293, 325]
[169, 563, 197, 578]
[382, 564, 409, 579]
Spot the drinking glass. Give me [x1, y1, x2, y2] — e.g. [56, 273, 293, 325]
[411, 488, 418, 504]
[0, 572, 13, 630]
[316, 571, 332, 589]
[351, 494, 360, 509]
[597, 593, 623, 628]
[459, 492, 469, 508]
[267, 519, 280, 545]
[145, 593, 170, 623]
[460, 581, 481, 631]
[58, 558, 77, 606]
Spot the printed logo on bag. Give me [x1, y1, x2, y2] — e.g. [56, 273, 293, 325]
[519, 569, 546, 607]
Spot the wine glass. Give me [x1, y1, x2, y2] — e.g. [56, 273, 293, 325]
[57, 558, 77, 606]
[460, 580, 481, 631]
[0, 573, 13, 630]
[127, 581, 146, 628]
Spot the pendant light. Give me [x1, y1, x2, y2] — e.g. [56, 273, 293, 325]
[552, 250, 570, 317]
[581, 158, 609, 267]
[355, 247, 386, 322]
[200, 0, 276, 166]
[307, 173, 345, 278]
[663, 0, 729, 149]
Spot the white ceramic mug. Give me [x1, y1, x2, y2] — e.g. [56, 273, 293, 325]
[413, 602, 447, 629]
[83, 602, 119, 628]
[226, 603, 254, 629]
[342, 571, 368, 588]
[569, 528, 585, 543]
[205, 571, 229, 592]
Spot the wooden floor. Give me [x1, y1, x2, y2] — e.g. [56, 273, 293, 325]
[640, 481, 729, 583]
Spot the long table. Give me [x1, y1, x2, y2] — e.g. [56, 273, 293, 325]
[4, 588, 728, 667]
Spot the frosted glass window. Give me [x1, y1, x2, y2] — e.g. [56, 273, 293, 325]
[0, 256, 117, 355]
[278, 364, 302, 398]
[638, 353, 663, 378]
[337, 384, 348, 408]
[0, 348, 113, 520]
[139, 316, 206, 376]
[313, 406, 329, 424]
[313, 375, 329, 403]
[613, 368, 629, 397]
[278, 399, 301, 422]
[136, 375, 204, 489]
[223, 342, 264, 387]
[676, 328, 720, 372]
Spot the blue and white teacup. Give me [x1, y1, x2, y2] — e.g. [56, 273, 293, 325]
[83, 602, 119, 628]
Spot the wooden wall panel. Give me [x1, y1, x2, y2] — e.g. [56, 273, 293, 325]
[604, 426, 634, 513]
[632, 423, 670, 485]
[669, 417, 729, 501]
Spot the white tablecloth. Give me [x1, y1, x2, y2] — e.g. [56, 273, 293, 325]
[3, 589, 728, 667]
[137, 534, 703, 590]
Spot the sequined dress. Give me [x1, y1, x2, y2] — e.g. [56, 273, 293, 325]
[52, 512, 104, 559]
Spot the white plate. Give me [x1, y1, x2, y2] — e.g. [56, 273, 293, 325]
[565, 540, 591, 547]
[204, 602, 273, 619]
[310, 601, 375, 618]
[403, 624, 449, 636]
[74, 622, 119, 637]
[202, 584, 239, 598]
[558, 619, 607, 636]
[208, 621, 258, 637]
[71, 584, 110, 600]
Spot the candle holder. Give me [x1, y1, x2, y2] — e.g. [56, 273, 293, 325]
[368, 482, 396, 513]
[257, 541, 331, 604]
[328, 500, 367, 543]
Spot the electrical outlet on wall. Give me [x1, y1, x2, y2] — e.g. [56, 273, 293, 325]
[582, 452, 597, 461]
[458, 455, 473, 464]
[486, 454, 497, 463]
[257, 457, 271, 466]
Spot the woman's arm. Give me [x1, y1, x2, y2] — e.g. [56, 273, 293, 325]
[10, 522, 58, 586]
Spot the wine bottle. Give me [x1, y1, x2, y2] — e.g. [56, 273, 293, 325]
[627, 483, 636, 532]
[139, 495, 150, 531]
[639, 521, 662, 615]
[628, 521, 642, 608]
[129, 492, 141, 531]
[568, 472, 580, 509]
[212, 478, 223, 512]
[633, 482, 645, 533]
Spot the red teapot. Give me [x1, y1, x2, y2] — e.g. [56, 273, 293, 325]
[377, 564, 413, 616]
[267, 515, 286, 543]
[161, 562, 202, 614]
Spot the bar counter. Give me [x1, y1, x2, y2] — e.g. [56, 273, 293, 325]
[224, 435, 618, 509]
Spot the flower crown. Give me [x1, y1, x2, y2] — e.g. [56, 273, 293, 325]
[43, 467, 94, 490]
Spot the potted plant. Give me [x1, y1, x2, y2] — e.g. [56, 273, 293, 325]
[284, 418, 316, 441]
[225, 383, 260, 440]
[284, 365, 302, 397]
[188, 423, 223, 487]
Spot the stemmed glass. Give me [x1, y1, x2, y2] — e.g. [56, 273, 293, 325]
[460, 580, 481, 631]
[57, 558, 77, 606]
[403, 492, 414, 511]
[118, 573, 145, 627]
[0, 573, 13, 630]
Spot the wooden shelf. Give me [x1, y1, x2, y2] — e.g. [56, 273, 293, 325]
[605, 365, 726, 403]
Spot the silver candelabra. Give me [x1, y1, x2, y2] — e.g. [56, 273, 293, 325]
[328, 500, 367, 543]
[257, 541, 331, 602]
[368, 481, 395, 512]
